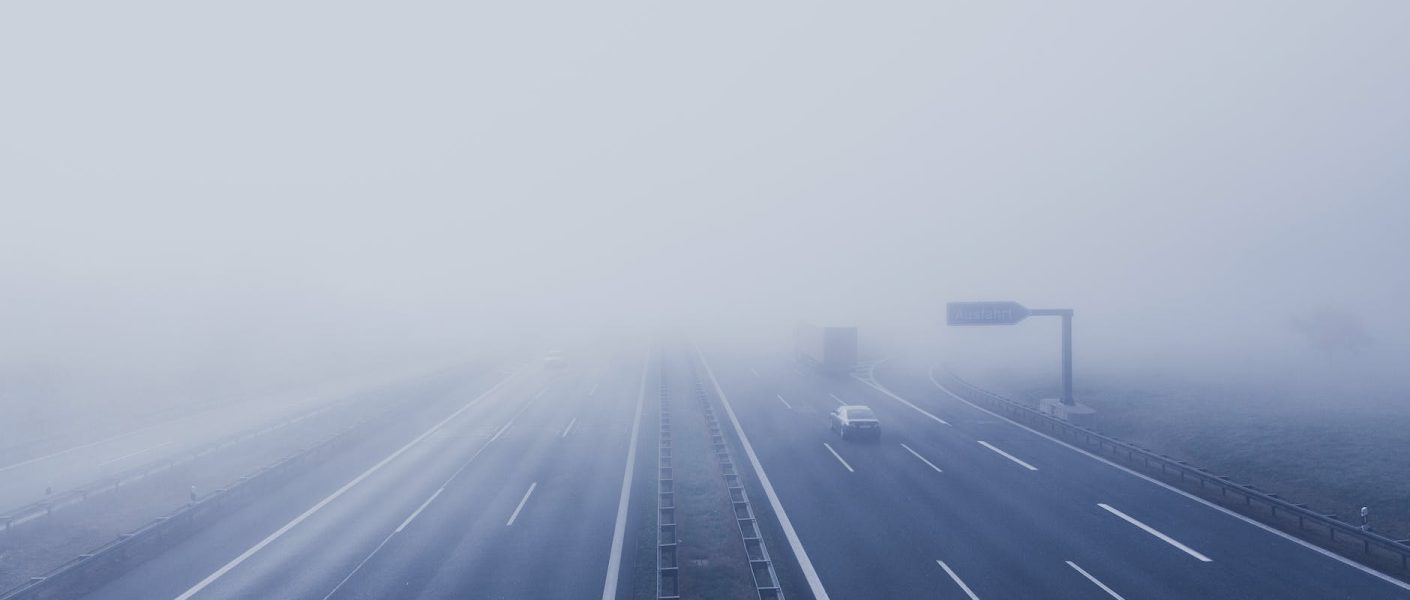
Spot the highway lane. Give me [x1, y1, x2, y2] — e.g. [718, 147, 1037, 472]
[701, 350, 1410, 599]
[702, 352, 1105, 599]
[322, 355, 645, 599]
[75, 353, 645, 600]
[76, 362, 538, 599]
[867, 358, 1410, 598]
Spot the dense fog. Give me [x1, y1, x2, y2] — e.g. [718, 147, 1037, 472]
[4, 1, 1409, 427]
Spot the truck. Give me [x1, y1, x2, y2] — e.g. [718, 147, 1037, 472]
[794, 323, 858, 373]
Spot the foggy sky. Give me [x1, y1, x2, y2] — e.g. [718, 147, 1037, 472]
[4, 2, 1409, 408]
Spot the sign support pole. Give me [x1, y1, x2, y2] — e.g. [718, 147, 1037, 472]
[1062, 311, 1073, 405]
[950, 302, 1075, 406]
[1029, 308, 1074, 405]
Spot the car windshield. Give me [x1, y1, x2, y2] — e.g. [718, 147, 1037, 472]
[847, 407, 876, 420]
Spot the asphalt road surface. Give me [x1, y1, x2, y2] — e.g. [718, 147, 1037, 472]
[22, 346, 1410, 599]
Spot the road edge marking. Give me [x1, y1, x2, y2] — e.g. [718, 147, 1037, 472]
[600, 352, 648, 600]
[696, 346, 831, 600]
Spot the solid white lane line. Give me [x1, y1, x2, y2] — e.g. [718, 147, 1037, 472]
[98, 441, 174, 466]
[174, 371, 518, 600]
[776, 394, 793, 409]
[600, 354, 649, 600]
[852, 374, 950, 426]
[828, 393, 846, 406]
[899, 443, 942, 473]
[822, 443, 854, 473]
[506, 482, 537, 526]
[1099, 503, 1211, 562]
[534, 387, 550, 399]
[749, 367, 760, 377]
[396, 488, 443, 533]
[936, 560, 980, 600]
[588, 382, 599, 397]
[927, 367, 1410, 592]
[1066, 561, 1127, 600]
[561, 417, 578, 438]
[697, 347, 831, 600]
[978, 441, 1038, 471]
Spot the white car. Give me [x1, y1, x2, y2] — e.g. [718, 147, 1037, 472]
[830, 405, 880, 441]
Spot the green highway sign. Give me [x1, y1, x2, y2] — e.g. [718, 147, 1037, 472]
[946, 301, 1030, 326]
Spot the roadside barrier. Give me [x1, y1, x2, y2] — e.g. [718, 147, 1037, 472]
[656, 356, 679, 600]
[0, 403, 339, 533]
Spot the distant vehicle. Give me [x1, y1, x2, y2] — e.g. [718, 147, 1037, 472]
[830, 405, 880, 441]
[795, 323, 858, 373]
[543, 351, 567, 369]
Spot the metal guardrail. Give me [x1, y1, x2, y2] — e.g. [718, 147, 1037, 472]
[0, 403, 338, 533]
[0, 422, 357, 600]
[656, 358, 679, 600]
[690, 368, 783, 600]
[939, 369, 1410, 575]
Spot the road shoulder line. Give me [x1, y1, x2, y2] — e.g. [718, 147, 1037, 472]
[599, 353, 649, 600]
[696, 347, 831, 600]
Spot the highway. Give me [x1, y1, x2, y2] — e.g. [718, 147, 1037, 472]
[58, 354, 644, 600]
[700, 350, 1410, 599]
[0, 365, 469, 527]
[11, 346, 1410, 599]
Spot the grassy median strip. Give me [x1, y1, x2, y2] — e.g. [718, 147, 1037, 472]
[667, 348, 756, 599]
